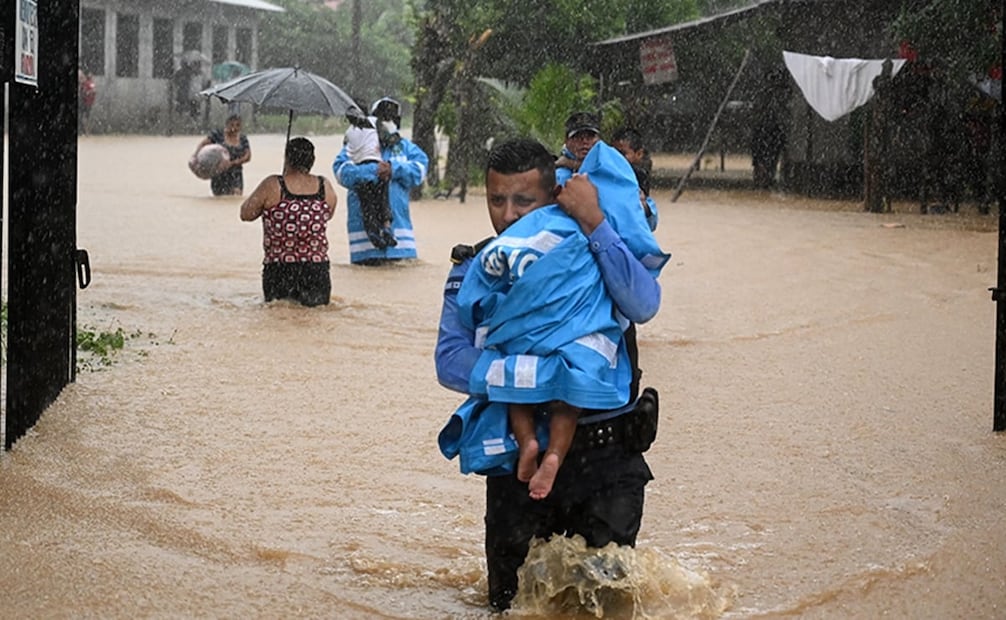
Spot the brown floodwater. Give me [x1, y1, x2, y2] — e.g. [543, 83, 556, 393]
[0, 134, 1003, 619]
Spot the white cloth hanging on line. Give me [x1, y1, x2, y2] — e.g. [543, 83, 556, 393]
[782, 50, 906, 122]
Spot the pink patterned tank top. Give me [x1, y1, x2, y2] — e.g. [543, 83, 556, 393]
[262, 176, 333, 263]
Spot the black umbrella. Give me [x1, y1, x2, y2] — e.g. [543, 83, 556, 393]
[199, 66, 356, 143]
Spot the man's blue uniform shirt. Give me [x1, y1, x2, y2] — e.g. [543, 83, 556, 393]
[435, 218, 661, 399]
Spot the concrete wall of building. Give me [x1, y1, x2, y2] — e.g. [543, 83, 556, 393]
[80, 0, 266, 134]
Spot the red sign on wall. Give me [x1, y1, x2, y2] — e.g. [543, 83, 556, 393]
[640, 36, 678, 85]
[15, 0, 39, 87]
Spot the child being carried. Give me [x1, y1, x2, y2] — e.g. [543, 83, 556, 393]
[345, 107, 398, 249]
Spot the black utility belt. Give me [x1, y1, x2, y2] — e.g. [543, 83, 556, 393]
[570, 415, 627, 452]
[570, 387, 659, 454]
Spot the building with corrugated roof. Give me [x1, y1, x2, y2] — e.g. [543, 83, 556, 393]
[589, 0, 962, 198]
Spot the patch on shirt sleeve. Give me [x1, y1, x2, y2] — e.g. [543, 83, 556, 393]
[444, 274, 464, 294]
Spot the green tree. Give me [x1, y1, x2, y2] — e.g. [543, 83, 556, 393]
[409, 0, 485, 188]
[695, 0, 756, 17]
[473, 0, 699, 84]
[516, 64, 598, 149]
[892, 1, 1001, 80]
[409, 0, 702, 190]
[258, 0, 413, 108]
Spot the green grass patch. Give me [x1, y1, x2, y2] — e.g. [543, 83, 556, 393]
[0, 302, 161, 372]
[75, 324, 164, 373]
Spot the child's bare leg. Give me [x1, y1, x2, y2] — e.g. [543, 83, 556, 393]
[529, 403, 579, 500]
[508, 403, 539, 482]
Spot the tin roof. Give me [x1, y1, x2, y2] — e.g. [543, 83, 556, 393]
[594, 2, 773, 47]
[209, 0, 285, 12]
[591, 0, 851, 47]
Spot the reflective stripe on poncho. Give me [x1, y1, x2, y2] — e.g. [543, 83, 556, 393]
[439, 142, 669, 475]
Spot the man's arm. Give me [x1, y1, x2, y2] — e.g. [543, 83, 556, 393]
[558, 174, 661, 324]
[588, 221, 661, 324]
[388, 139, 428, 189]
[435, 259, 484, 393]
[332, 147, 380, 188]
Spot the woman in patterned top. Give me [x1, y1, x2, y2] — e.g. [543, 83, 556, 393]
[240, 137, 338, 307]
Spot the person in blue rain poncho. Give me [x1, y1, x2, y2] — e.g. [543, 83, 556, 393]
[554, 111, 604, 186]
[332, 97, 429, 265]
[439, 136, 668, 494]
[612, 125, 659, 232]
[435, 137, 666, 610]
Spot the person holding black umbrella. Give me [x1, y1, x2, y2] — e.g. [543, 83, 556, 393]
[333, 97, 429, 265]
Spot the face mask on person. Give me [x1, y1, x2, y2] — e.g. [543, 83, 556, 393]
[378, 120, 401, 149]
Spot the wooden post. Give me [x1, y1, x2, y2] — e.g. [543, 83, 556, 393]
[865, 59, 893, 213]
[671, 49, 751, 203]
[863, 105, 873, 208]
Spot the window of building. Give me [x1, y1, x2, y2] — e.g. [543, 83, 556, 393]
[212, 26, 229, 64]
[153, 18, 174, 79]
[236, 28, 252, 66]
[183, 22, 202, 53]
[80, 8, 105, 76]
[115, 13, 139, 78]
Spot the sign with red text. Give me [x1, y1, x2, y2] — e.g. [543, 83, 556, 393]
[640, 36, 678, 85]
[15, 0, 39, 86]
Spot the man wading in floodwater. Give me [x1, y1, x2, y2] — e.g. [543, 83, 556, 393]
[435, 137, 663, 611]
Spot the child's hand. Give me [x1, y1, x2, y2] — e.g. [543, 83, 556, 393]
[555, 155, 579, 171]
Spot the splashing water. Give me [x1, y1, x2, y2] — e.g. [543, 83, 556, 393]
[510, 535, 731, 619]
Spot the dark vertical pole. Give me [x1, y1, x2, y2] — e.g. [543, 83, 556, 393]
[351, 0, 361, 89]
[994, 2, 1006, 432]
[6, 0, 80, 449]
[995, 178, 1005, 431]
[865, 60, 892, 213]
[0, 0, 9, 305]
[0, 0, 11, 448]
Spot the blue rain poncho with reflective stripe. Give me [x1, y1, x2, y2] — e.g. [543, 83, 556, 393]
[457, 141, 667, 408]
[439, 143, 669, 474]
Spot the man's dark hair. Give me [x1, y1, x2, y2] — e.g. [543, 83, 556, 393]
[285, 137, 316, 172]
[485, 138, 556, 193]
[611, 126, 644, 151]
